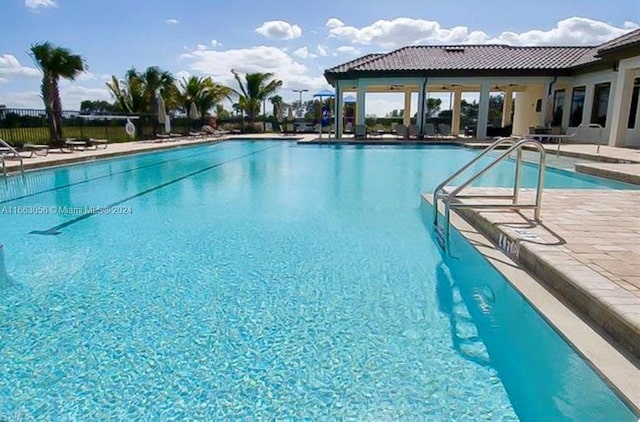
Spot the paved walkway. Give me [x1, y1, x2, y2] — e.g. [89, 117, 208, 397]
[426, 188, 640, 359]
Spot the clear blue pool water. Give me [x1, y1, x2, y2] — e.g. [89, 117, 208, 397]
[0, 141, 636, 420]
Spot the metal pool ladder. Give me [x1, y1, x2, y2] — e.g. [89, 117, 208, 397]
[0, 139, 25, 178]
[433, 137, 547, 251]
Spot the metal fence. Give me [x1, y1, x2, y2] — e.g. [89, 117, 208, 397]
[0, 107, 298, 147]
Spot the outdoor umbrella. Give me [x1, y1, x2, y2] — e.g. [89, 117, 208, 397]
[157, 96, 167, 125]
[344, 95, 356, 103]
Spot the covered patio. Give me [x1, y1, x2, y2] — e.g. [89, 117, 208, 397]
[324, 30, 640, 147]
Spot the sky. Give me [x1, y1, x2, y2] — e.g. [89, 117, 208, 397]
[0, 0, 638, 117]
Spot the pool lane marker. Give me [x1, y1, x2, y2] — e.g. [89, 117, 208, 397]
[0, 141, 243, 206]
[30, 144, 279, 236]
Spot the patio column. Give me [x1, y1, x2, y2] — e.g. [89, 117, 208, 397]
[417, 78, 427, 135]
[334, 81, 344, 139]
[451, 88, 462, 136]
[608, 66, 636, 147]
[356, 84, 366, 126]
[403, 90, 412, 126]
[539, 82, 552, 127]
[502, 87, 513, 127]
[477, 82, 491, 140]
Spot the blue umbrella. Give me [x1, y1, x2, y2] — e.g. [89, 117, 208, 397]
[313, 88, 335, 98]
[344, 95, 356, 103]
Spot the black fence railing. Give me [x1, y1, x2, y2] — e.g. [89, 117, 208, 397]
[0, 108, 299, 147]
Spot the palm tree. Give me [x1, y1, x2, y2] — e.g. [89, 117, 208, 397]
[177, 76, 232, 118]
[30, 42, 86, 144]
[231, 70, 283, 123]
[106, 66, 175, 113]
[269, 95, 284, 121]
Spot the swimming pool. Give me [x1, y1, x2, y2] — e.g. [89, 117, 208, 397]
[0, 141, 636, 419]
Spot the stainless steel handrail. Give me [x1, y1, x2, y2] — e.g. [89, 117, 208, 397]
[0, 156, 6, 178]
[433, 137, 546, 251]
[0, 138, 25, 177]
[433, 136, 517, 226]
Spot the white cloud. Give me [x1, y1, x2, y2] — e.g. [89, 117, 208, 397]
[317, 45, 328, 57]
[335, 46, 361, 56]
[60, 85, 111, 109]
[180, 45, 328, 97]
[25, 0, 56, 9]
[0, 54, 41, 79]
[293, 47, 317, 60]
[325, 16, 638, 49]
[255, 20, 302, 40]
[211, 39, 220, 48]
[487, 17, 638, 46]
[0, 77, 7, 84]
[0, 91, 41, 108]
[196, 44, 208, 51]
[166, 18, 180, 25]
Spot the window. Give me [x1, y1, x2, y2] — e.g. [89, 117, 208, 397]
[552, 89, 565, 126]
[569, 86, 586, 127]
[628, 78, 640, 129]
[590, 83, 611, 127]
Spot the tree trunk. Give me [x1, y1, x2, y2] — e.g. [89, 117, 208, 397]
[42, 76, 58, 145]
[51, 79, 64, 142]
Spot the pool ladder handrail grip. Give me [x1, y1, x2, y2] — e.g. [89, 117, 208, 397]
[0, 138, 25, 178]
[433, 136, 517, 227]
[434, 137, 546, 252]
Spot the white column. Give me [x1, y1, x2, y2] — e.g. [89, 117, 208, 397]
[581, 84, 595, 126]
[561, 87, 572, 129]
[538, 82, 552, 127]
[403, 90, 412, 126]
[502, 87, 513, 127]
[334, 81, 343, 139]
[356, 83, 366, 126]
[608, 68, 635, 146]
[477, 82, 491, 140]
[451, 88, 462, 136]
[416, 78, 427, 136]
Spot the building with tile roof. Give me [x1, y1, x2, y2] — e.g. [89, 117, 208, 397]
[324, 28, 640, 147]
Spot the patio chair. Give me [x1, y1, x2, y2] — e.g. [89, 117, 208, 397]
[408, 124, 419, 139]
[396, 124, 408, 139]
[372, 123, 385, 139]
[438, 124, 451, 138]
[424, 123, 436, 138]
[354, 124, 368, 140]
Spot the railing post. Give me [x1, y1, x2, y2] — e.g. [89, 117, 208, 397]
[513, 148, 522, 204]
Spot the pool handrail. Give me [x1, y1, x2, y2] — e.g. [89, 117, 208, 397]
[433, 137, 546, 252]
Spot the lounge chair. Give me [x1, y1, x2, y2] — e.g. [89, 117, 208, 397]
[64, 139, 88, 151]
[87, 138, 108, 149]
[354, 124, 368, 140]
[24, 143, 50, 156]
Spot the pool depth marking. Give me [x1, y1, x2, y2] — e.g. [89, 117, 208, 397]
[0, 141, 243, 206]
[29, 144, 279, 235]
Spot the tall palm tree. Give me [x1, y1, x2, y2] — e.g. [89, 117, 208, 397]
[106, 66, 175, 113]
[30, 42, 86, 143]
[269, 95, 284, 121]
[177, 76, 232, 118]
[231, 70, 283, 123]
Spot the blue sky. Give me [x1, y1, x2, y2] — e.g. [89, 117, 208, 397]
[0, 0, 638, 116]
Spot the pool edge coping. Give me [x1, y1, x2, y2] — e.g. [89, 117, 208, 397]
[421, 193, 640, 415]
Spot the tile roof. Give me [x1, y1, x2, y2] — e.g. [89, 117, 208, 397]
[325, 29, 640, 79]
[326, 45, 595, 75]
[596, 28, 640, 55]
